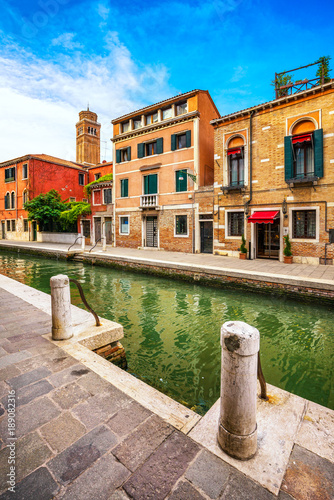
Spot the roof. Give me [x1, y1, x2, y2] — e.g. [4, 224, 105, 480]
[0, 154, 86, 170]
[211, 81, 334, 126]
[112, 89, 219, 124]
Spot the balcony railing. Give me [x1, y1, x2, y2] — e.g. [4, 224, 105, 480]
[286, 173, 319, 186]
[221, 181, 245, 194]
[140, 194, 159, 208]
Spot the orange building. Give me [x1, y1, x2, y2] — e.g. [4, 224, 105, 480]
[112, 90, 220, 253]
[212, 80, 334, 264]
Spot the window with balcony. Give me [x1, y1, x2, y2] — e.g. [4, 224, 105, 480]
[5, 167, 15, 183]
[121, 178, 128, 198]
[175, 170, 187, 192]
[176, 101, 187, 116]
[228, 147, 244, 187]
[171, 131, 191, 151]
[120, 216, 129, 234]
[293, 210, 316, 239]
[145, 112, 158, 125]
[228, 212, 244, 236]
[22, 164, 28, 179]
[144, 174, 157, 195]
[116, 147, 131, 163]
[103, 188, 112, 205]
[138, 138, 163, 158]
[175, 215, 188, 236]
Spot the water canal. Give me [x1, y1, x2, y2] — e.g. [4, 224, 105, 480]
[0, 251, 333, 414]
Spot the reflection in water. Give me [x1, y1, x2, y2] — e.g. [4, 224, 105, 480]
[0, 251, 333, 414]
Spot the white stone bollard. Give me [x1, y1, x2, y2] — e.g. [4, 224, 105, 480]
[102, 235, 107, 252]
[218, 321, 259, 460]
[50, 275, 73, 340]
[81, 235, 85, 251]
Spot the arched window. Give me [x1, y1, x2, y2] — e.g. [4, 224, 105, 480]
[11, 192, 15, 209]
[5, 192, 10, 210]
[227, 136, 245, 187]
[291, 120, 316, 179]
[23, 190, 28, 206]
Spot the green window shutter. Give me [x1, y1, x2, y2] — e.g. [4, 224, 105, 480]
[116, 150, 121, 163]
[176, 170, 187, 192]
[127, 147, 131, 161]
[284, 136, 293, 181]
[121, 179, 128, 197]
[149, 174, 158, 194]
[144, 175, 149, 194]
[186, 130, 191, 148]
[171, 134, 176, 151]
[156, 138, 163, 154]
[138, 143, 144, 158]
[313, 128, 323, 178]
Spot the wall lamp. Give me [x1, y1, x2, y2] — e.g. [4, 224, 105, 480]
[282, 199, 288, 218]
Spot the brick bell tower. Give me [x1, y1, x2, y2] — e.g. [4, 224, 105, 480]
[76, 108, 101, 165]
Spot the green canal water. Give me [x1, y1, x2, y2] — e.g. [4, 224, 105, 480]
[0, 251, 333, 414]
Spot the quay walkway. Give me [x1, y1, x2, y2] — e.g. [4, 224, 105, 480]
[0, 267, 333, 497]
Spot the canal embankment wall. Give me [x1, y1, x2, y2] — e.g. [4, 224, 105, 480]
[1, 240, 334, 303]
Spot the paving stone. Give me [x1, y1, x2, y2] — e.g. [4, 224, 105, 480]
[113, 414, 173, 472]
[40, 411, 86, 453]
[0, 395, 60, 439]
[73, 390, 131, 430]
[0, 365, 21, 383]
[60, 452, 130, 500]
[123, 430, 200, 500]
[185, 449, 231, 498]
[78, 370, 119, 396]
[0, 351, 32, 370]
[0, 348, 7, 358]
[219, 470, 275, 499]
[16, 350, 74, 374]
[278, 492, 295, 500]
[168, 480, 207, 500]
[12, 380, 53, 408]
[106, 400, 151, 438]
[2, 336, 50, 353]
[281, 444, 334, 500]
[15, 431, 53, 484]
[109, 490, 131, 500]
[48, 425, 118, 485]
[7, 366, 51, 390]
[0, 467, 59, 500]
[0, 381, 9, 399]
[48, 363, 90, 388]
[51, 382, 91, 409]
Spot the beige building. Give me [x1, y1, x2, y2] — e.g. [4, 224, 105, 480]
[212, 81, 334, 264]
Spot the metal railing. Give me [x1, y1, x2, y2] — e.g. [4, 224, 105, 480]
[68, 235, 82, 251]
[69, 278, 101, 326]
[257, 352, 267, 400]
[88, 237, 102, 253]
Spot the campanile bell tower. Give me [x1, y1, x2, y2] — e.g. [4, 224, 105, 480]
[76, 108, 101, 165]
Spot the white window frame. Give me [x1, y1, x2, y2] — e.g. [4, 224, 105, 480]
[174, 214, 189, 238]
[289, 206, 319, 243]
[92, 189, 101, 206]
[23, 189, 28, 205]
[22, 163, 28, 180]
[119, 215, 130, 235]
[69, 197, 76, 203]
[5, 191, 10, 210]
[103, 188, 112, 205]
[225, 209, 245, 239]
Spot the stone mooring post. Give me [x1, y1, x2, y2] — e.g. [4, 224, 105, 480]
[81, 234, 85, 251]
[218, 321, 259, 460]
[50, 274, 73, 340]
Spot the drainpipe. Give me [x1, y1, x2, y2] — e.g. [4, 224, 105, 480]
[247, 110, 255, 259]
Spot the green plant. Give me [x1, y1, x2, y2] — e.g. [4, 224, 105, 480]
[240, 234, 247, 254]
[60, 201, 91, 231]
[272, 72, 293, 98]
[84, 173, 113, 197]
[316, 56, 332, 84]
[24, 189, 67, 232]
[283, 234, 292, 257]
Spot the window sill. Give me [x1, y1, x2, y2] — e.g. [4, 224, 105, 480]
[174, 234, 189, 238]
[286, 176, 319, 186]
[221, 185, 245, 194]
[291, 238, 319, 243]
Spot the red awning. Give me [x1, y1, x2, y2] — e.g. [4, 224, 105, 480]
[247, 211, 279, 224]
[292, 134, 312, 145]
[227, 148, 241, 155]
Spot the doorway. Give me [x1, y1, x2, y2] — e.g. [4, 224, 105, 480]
[31, 221, 37, 241]
[82, 220, 91, 244]
[1, 221, 5, 239]
[105, 217, 113, 244]
[200, 221, 213, 253]
[257, 219, 280, 259]
[94, 218, 101, 243]
[146, 216, 158, 247]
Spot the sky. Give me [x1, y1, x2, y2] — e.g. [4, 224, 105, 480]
[0, 0, 333, 163]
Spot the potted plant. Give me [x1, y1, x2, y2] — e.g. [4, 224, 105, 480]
[239, 234, 247, 260]
[283, 234, 293, 263]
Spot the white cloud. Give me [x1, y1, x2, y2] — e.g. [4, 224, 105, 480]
[51, 32, 83, 50]
[231, 65, 247, 83]
[0, 34, 173, 163]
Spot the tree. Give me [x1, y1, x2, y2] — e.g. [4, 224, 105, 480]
[60, 202, 91, 231]
[272, 73, 293, 98]
[24, 189, 67, 232]
[316, 56, 332, 84]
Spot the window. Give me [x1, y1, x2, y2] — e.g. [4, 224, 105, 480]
[293, 210, 316, 239]
[24, 219, 29, 232]
[69, 197, 76, 202]
[5, 193, 10, 210]
[94, 173, 101, 180]
[7, 220, 10, 231]
[103, 188, 112, 205]
[122, 122, 130, 133]
[228, 147, 244, 187]
[11, 220, 15, 232]
[138, 138, 163, 158]
[5, 167, 15, 183]
[175, 215, 188, 236]
[121, 178, 128, 198]
[144, 174, 157, 195]
[116, 147, 131, 163]
[162, 107, 172, 120]
[11, 192, 15, 209]
[79, 173, 85, 186]
[133, 117, 142, 129]
[77, 127, 83, 136]
[23, 190, 28, 205]
[285, 128, 323, 182]
[176, 101, 187, 116]
[171, 131, 191, 150]
[175, 170, 187, 192]
[228, 212, 244, 236]
[82, 198, 88, 203]
[88, 127, 97, 135]
[120, 216, 129, 234]
[22, 164, 28, 179]
[145, 112, 158, 125]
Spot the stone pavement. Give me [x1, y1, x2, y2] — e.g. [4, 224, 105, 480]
[0, 284, 333, 499]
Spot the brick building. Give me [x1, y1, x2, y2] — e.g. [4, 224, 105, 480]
[112, 90, 220, 253]
[211, 80, 334, 264]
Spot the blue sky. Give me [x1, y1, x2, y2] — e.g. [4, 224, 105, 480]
[1, 0, 333, 162]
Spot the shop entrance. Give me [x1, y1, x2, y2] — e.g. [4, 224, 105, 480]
[256, 218, 280, 259]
